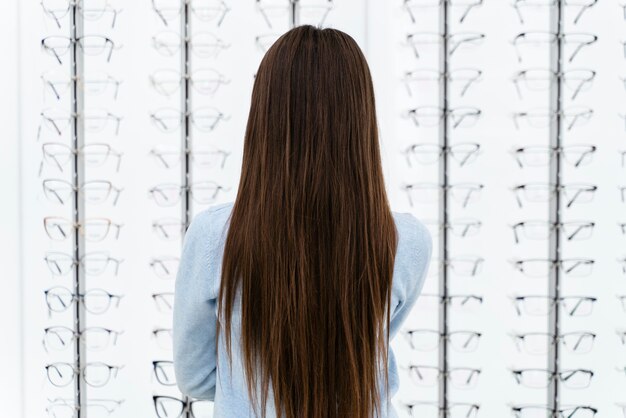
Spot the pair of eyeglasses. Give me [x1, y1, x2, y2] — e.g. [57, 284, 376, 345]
[406, 32, 485, 59]
[255, 33, 282, 53]
[43, 179, 123, 206]
[511, 405, 597, 418]
[512, 295, 597, 317]
[403, 365, 481, 389]
[153, 360, 176, 386]
[403, 143, 480, 167]
[41, 70, 122, 100]
[512, 32, 598, 63]
[41, 35, 120, 65]
[402, 329, 482, 352]
[513, 107, 593, 130]
[149, 144, 230, 170]
[152, 31, 230, 58]
[512, 0, 598, 26]
[256, 0, 334, 30]
[152, 218, 185, 241]
[151, 0, 230, 27]
[45, 286, 123, 315]
[153, 292, 174, 313]
[46, 362, 123, 388]
[512, 368, 593, 389]
[402, 182, 484, 208]
[512, 183, 597, 208]
[43, 326, 123, 352]
[512, 220, 595, 243]
[150, 68, 230, 97]
[150, 256, 180, 280]
[406, 106, 481, 129]
[401, 401, 479, 418]
[511, 145, 596, 168]
[513, 69, 596, 100]
[153, 396, 212, 418]
[41, 0, 122, 28]
[44, 216, 123, 242]
[511, 331, 596, 355]
[422, 218, 482, 238]
[40, 142, 122, 176]
[402, 68, 482, 98]
[416, 294, 483, 313]
[46, 398, 124, 418]
[153, 328, 172, 350]
[432, 256, 484, 277]
[38, 108, 122, 138]
[510, 258, 594, 278]
[149, 182, 230, 206]
[616, 114, 626, 132]
[150, 107, 230, 133]
[619, 41, 626, 59]
[403, 0, 483, 24]
[44, 251, 123, 276]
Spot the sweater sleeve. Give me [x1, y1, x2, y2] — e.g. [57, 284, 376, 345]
[173, 208, 218, 401]
[388, 214, 433, 340]
[380, 213, 433, 405]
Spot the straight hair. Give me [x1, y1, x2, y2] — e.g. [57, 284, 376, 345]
[217, 25, 398, 418]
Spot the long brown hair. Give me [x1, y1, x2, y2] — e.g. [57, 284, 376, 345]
[217, 25, 398, 418]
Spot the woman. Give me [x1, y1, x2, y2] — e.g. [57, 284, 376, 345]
[173, 25, 432, 418]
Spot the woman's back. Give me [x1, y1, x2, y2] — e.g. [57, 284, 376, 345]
[174, 24, 432, 418]
[173, 201, 432, 418]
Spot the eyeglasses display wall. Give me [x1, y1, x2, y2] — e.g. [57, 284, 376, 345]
[37, 0, 126, 417]
[148, 0, 234, 416]
[372, 0, 625, 416]
[11, 0, 624, 417]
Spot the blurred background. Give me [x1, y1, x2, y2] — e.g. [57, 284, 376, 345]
[1, 0, 625, 417]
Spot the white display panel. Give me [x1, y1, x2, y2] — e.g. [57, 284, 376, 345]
[5, 1, 625, 417]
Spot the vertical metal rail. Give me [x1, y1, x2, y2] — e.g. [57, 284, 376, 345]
[70, 2, 87, 417]
[438, 1, 450, 416]
[289, 0, 300, 28]
[181, 1, 192, 417]
[181, 0, 192, 229]
[547, 0, 564, 414]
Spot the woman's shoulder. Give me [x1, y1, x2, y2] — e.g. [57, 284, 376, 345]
[190, 204, 430, 253]
[196, 201, 235, 219]
[190, 201, 235, 231]
[391, 210, 432, 251]
[184, 202, 235, 257]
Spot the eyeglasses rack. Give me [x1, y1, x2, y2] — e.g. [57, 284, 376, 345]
[181, 1, 193, 240]
[289, 0, 300, 27]
[39, 0, 125, 416]
[69, 4, 88, 416]
[399, 1, 485, 415]
[438, 1, 450, 413]
[180, 4, 192, 417]
[510, 0, 600, 415]
[547, 1, 564, 413]
[149, 1, 233, 416]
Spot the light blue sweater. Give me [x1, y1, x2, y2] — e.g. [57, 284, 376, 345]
[173, 201, 432, 418]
